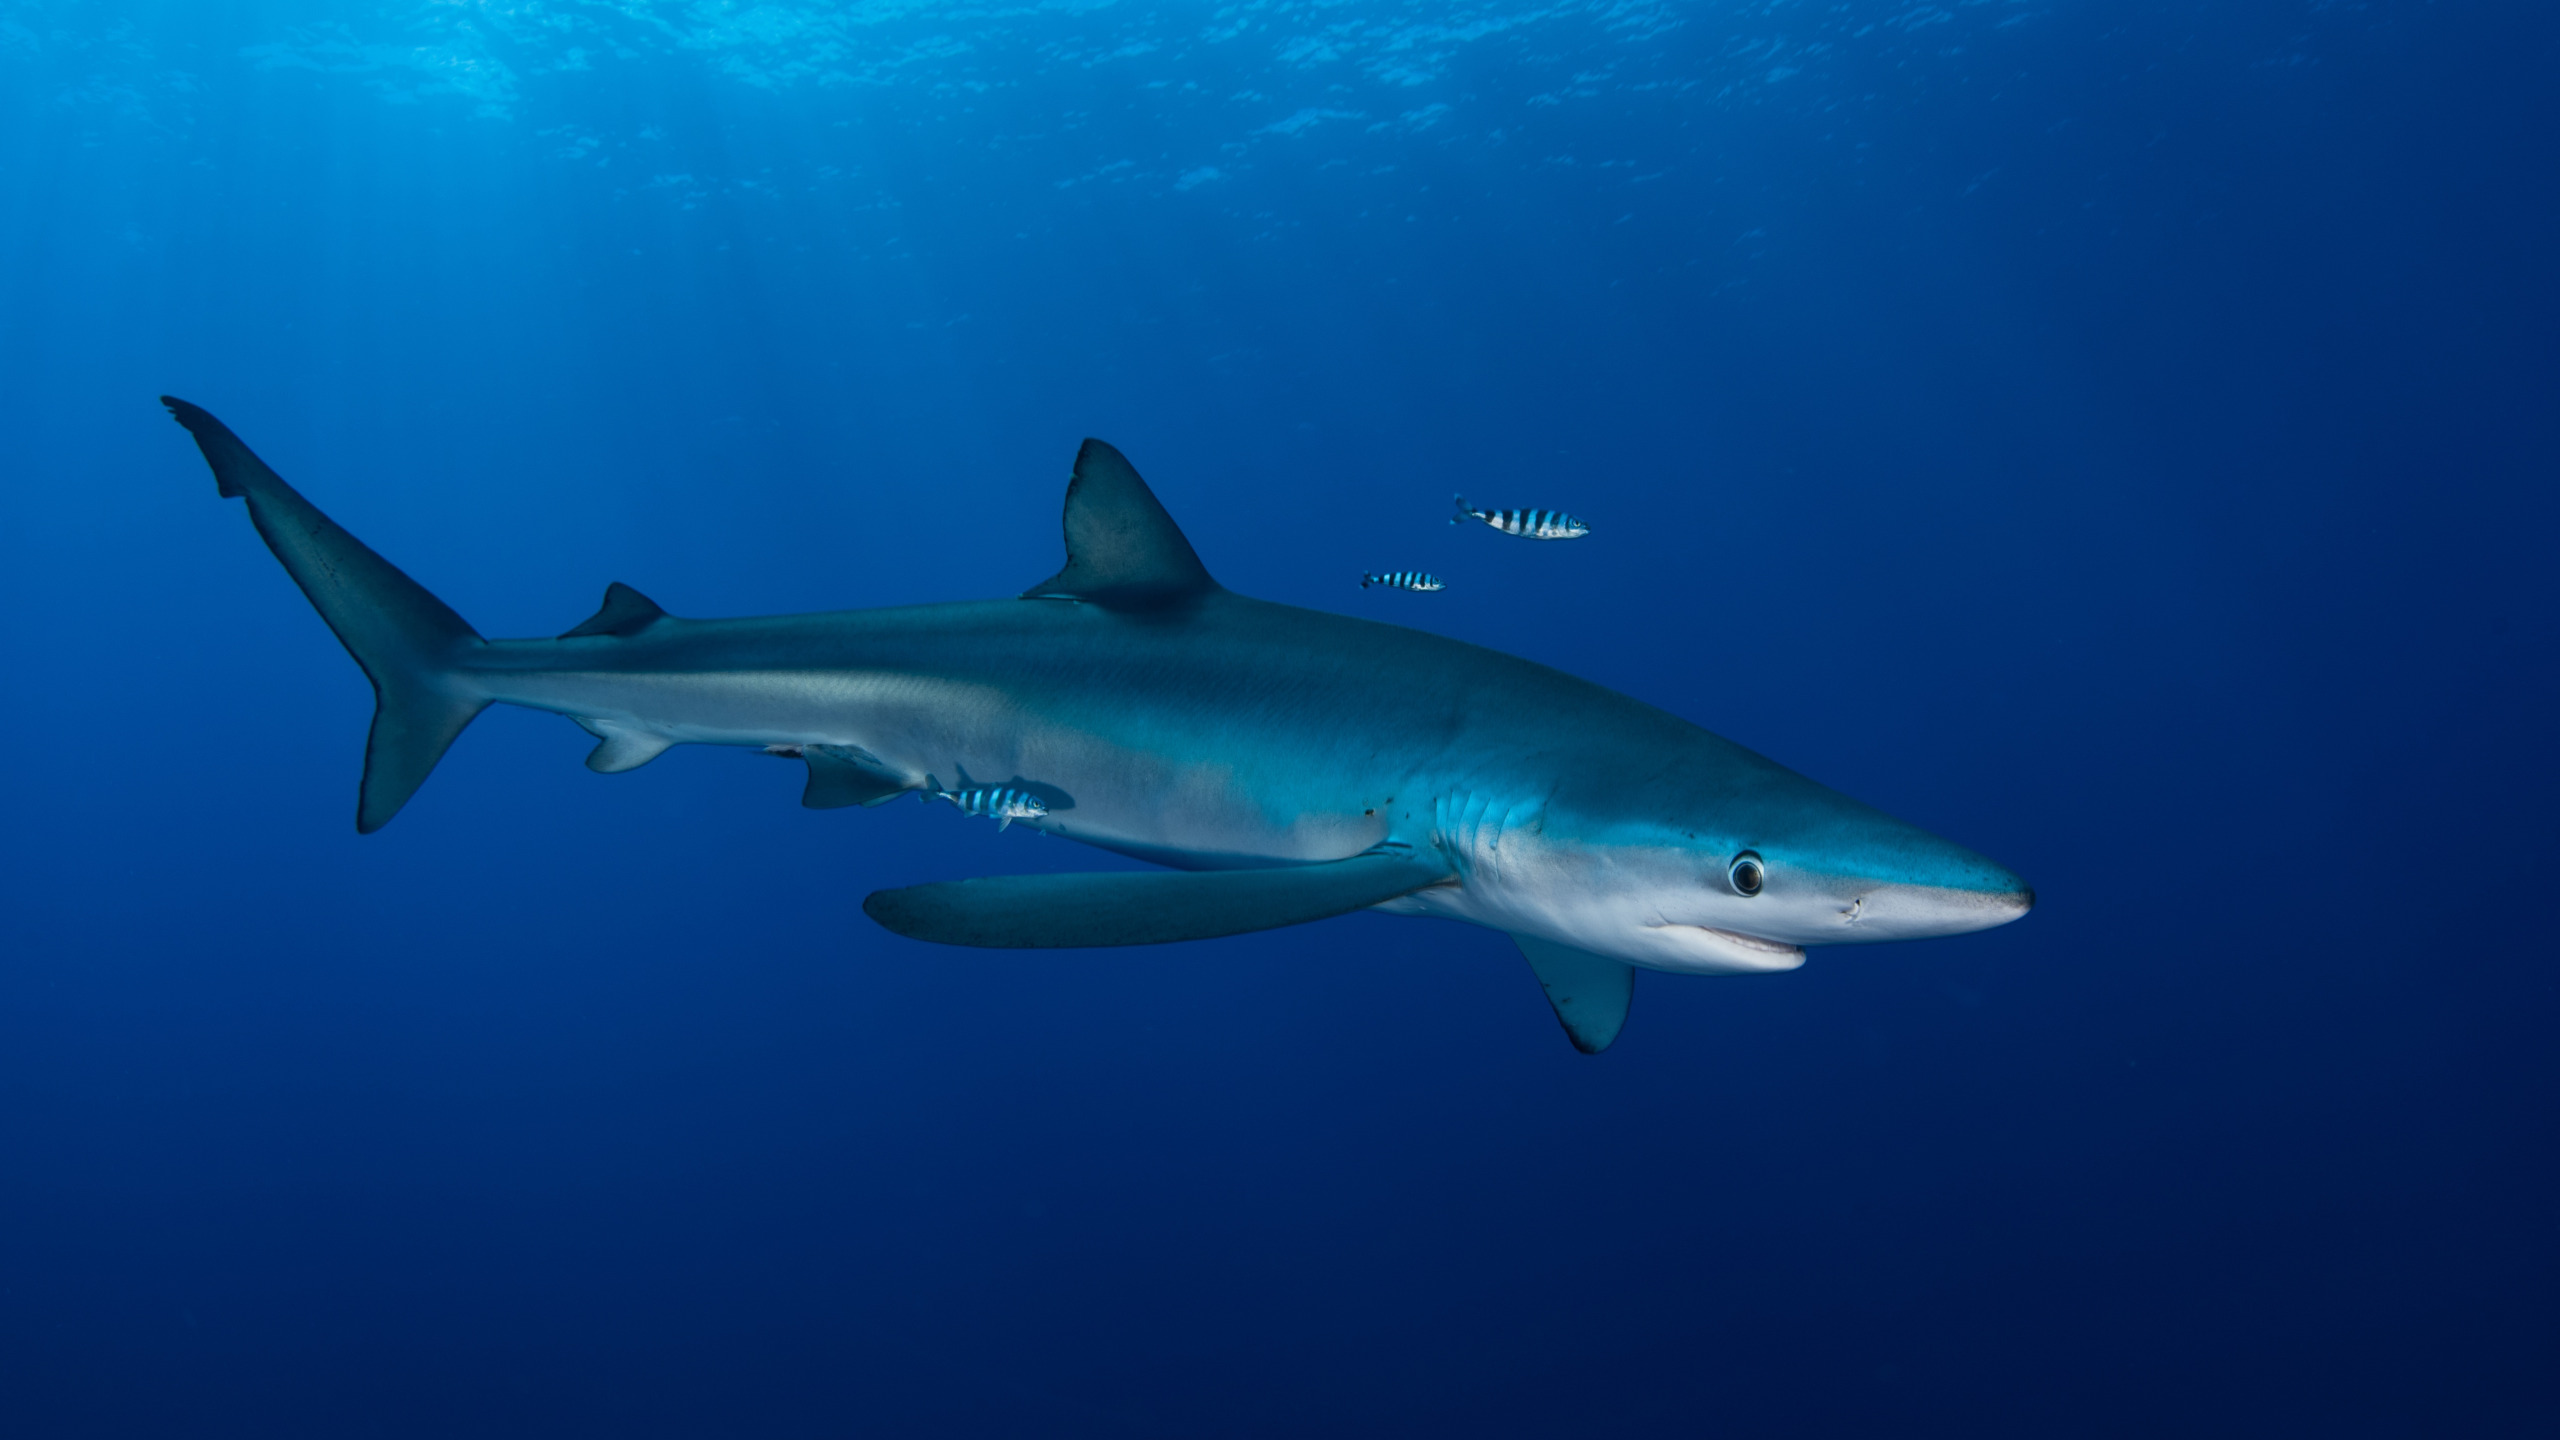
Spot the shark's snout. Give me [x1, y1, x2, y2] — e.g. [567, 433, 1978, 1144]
[1737, 804, 2035, 946]
[1837, 866, 2033, 941]
[1951, 876, 2036, 930]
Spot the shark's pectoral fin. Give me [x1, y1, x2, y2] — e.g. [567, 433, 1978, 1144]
[578, 719, 675, 773]
[785, 743, 915, 809]
[1021, 439, 1221, 609]
[560, 582, 671, 639]
[1511, 934, 1634, 1054]
[863, 845, 1451, 948]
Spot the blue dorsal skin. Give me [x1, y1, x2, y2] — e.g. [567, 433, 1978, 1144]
[164, 398, 2034, 1051]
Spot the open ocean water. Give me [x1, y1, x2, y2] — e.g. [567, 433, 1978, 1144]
[2, 2, 2554, 1434]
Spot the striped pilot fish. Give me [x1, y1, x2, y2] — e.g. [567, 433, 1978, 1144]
[1452, 495, 1590, 540]
[930, 784, 1048, 831]
[1361, 570, 1445, 592]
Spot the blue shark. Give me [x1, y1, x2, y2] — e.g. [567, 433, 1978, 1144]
[165, 397, 2032, 1053]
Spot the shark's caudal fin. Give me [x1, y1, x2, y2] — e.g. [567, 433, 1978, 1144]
[863, 845, 1451, 948]
[162, 397, 487, 833]
[1022, 439, 1220, 608]
[1511, 934, 1634, 1054]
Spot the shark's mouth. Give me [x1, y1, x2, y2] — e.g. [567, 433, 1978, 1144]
[1641, 922, 1807, 973]
[1677, 925, 1801, 957]
[1638, 917, 1802, 953]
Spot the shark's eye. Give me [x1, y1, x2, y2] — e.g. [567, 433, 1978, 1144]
[1728, 852, 1765, 897]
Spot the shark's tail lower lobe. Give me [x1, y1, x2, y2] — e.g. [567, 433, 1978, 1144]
[164, 397, 487, 833]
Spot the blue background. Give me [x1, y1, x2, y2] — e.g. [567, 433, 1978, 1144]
[3, 2, 2554, 1433]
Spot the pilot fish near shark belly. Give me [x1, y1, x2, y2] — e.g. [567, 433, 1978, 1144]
[931, 784, 1048, 831]
[161, 395, 2033, 1055]
[1361, 571, 1444, 592]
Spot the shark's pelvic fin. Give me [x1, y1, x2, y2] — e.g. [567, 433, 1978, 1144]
[162, 396, 487, 834]
[794, 743, 914, 809]
[1512, 933, 1635, 1054]
[862, 845, 1451, 948]
[1022, 439, 1221, 608]
[560, 582, 670, 639]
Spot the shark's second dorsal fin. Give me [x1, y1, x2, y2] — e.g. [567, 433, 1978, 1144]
[1022, 439, 1219, 607]
[560, 582, 669, 639]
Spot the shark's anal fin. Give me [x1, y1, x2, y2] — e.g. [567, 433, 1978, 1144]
[560, 582, 670, 639]
[579, 719, 676, 774]
[1022, 439, 1220, 608]
[1511, 934, 1635, 1055]
[781, 743, 914, 809]
[863, 845, 1451, 948]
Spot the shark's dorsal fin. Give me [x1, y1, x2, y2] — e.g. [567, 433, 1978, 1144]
[1512, 933, 1634, 1054]
[1023, 439, 1219, 607]
[560, 582, 669, 639]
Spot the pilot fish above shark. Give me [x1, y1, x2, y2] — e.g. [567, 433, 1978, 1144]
[163, 397, 2033, 1054]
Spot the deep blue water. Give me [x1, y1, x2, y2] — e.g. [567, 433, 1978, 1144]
[4, 3, 2555, 1434]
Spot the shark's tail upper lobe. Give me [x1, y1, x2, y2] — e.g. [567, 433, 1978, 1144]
[163, 397, 486, 833]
